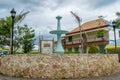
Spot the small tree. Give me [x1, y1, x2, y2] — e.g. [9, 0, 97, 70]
[22, 25, 35, 53]
[96, 29, 107, 39]
[88, 45, 100, 54]
[15, 25, 35, 53]
[97, 30, 104, 38]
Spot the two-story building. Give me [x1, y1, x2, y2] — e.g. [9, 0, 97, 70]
[63, 18, 111, 53]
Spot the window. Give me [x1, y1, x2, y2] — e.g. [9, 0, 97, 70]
[68, 36, 72, 42]
[74, 47, 79, 52]
[68, 48, 72, 52]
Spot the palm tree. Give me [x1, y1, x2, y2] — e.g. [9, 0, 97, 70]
[70, 11, 87, 53]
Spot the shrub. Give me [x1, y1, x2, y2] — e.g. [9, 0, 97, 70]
[88, 45, 100, 54]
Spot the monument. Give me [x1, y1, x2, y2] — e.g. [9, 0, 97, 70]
[50, 16, 68, 53]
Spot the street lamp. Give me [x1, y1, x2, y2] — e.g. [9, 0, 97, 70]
[112, 20, 117, 52]
[10, 8, 16, 54]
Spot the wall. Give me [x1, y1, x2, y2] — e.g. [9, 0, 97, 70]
[0, 54, 119, 79]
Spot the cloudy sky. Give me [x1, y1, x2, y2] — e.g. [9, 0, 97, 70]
[0, 0, 120, 44]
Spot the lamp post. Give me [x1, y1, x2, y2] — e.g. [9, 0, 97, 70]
[112, 20, 117, 52]
[10, 8, 16, 54]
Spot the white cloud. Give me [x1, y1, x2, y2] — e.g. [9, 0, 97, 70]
[0, 0, 120, 44]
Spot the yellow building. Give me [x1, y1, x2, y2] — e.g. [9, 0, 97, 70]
[63, 18, 110, 53]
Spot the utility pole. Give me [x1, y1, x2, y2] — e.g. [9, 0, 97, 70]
[39, 32, 41, 53]
[10, 8, 16, 54]
[112, 20, 117, 52]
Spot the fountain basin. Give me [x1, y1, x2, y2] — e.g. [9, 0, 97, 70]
[50, 30, 68, 34]
[0, 54, 119, 79]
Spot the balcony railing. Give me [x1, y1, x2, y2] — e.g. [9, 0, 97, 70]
[65, 36, 108, 45]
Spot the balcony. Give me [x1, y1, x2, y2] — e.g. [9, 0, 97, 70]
[64, 36, 109, 45]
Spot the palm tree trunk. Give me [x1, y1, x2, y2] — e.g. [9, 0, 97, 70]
[78, 22, 84, 53]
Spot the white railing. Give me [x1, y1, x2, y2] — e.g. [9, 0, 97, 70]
[65, 36, 108, 45]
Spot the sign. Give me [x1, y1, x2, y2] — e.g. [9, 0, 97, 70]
[41, 40, 54, 54]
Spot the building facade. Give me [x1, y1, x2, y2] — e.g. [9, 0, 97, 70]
[63, 18, 111, 53]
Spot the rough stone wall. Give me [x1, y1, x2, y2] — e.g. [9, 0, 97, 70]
[0, 54, 119, 79]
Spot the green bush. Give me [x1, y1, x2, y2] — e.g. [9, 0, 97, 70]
[88, 45, 100, 54]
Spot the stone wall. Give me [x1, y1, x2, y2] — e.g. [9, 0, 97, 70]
[0, 54, 119, 79]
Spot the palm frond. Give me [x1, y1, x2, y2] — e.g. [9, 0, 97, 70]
[15, 11, 30, 25]
[70, 11, 87, 42]
[70, 11, 81, 24]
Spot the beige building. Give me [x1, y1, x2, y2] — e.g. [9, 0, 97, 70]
[63, 18, 110, 53]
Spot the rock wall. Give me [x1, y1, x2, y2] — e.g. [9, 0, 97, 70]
[0, 54, 119, 79]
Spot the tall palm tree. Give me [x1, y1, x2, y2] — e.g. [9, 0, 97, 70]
[71, 11, 87, 53]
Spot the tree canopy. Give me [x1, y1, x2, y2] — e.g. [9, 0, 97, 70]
[116, 12, 120, 27]
[0, 10, 36, 53]
[0, 11, 29, 47]
[14, 25, 35, 53]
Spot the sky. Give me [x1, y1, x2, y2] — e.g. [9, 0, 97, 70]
[0, 0, 120, 44]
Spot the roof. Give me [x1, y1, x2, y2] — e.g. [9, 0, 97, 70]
[67, 18, 109, 35]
